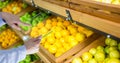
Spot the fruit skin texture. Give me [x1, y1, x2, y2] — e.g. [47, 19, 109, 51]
[109, 50, 120, 59]
[89, 48, 97, 55]
[82, 52, 93, 61]
[72, 57, 83, 63]
[88, 58, 97, 63]
[94, 52, 105, 62]
[118, 43, 120, 51]
[105, 38, 112, 45]
[106, 58, 120, 63]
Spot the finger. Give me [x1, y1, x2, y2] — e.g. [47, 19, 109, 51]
[16, 21, 31, 26]
[11, 24, 21, 31]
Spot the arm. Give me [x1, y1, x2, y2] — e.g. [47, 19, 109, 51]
[0, 45, 26, 63]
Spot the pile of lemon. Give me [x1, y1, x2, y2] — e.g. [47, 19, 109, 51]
[2, 0, 26, 14]
[0, 29, 20, 48]
[30, 16, 93, 57]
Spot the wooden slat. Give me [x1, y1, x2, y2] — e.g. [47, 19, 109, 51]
[70, 3, 120, 24]
[70, 0, 120, 14]
[64, 36, 106, 63]
[36, 52, 51, 63]
[69, 9, 120, 38]
[44, 0, 69, 8]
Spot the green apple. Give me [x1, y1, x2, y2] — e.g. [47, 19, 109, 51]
[94, 52, 105, 62]
[109, 39, 117, 46]
[96, 46, 104, 53]
[72, 57, 83, 63]
[82, 52, 93, 61]
[106, 58, 120, 63]
[88, 58, 97, 63]
[105, 38, 112, 45]
[118, 43, 120, 51]
[109, 50, 120, 59]
[104, 46, 110, 54]
[109, 46, 117, 52]
[89, 48, 97, 55]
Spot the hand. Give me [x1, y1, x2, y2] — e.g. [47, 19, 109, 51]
[24, 36, 42, 54]
[1, 12, 30, 31]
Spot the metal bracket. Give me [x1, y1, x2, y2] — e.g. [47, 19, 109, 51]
[31, 0, 35, 7]
[66, 10, 74, 23]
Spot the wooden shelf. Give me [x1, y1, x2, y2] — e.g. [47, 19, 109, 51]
[25, 0, 120, 38]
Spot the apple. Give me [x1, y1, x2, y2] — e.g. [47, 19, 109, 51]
[109, 39, 117, 46]
[72, 57, 83, 63]
[82, 52, 93, 61]
[105, 38, 112, 45]
[89, 48, 97, 55]
[104, 46, 110, 54]
[109, 50, 120, 59]
[118, 43, 120, 51]
[88, 58, 97, 63]
[94, 52, 105, 62]
[106, 58, 120, 63]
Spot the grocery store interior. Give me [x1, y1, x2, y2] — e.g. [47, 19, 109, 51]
[0, 0, 120, 63]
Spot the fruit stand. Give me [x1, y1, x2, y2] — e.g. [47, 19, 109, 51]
[0, 0, 120, 63]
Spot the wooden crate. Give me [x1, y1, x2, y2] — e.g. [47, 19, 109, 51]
[69, 0, 120, 24]
[43, 0, 69, 8]
[39, 33, 101, 63]
[64, 36, 106, 63]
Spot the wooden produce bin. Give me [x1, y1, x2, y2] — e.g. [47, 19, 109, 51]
[43, 0, 69, 8]
[39, 32, 101, 63]
[69, 0, 120, 24]
[64, 36, 106, 63]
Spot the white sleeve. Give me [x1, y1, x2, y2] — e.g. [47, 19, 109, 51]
[0, 45, 27, 63]
[0, 17, 6, 27]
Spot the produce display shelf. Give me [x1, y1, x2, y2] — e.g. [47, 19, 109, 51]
[39, 33, 100, 63]
[25, 0, 120, 38]
[64, 36, 106, 63]
[69, 0, 120, 14]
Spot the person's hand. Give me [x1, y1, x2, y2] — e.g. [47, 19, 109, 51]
[24, 36, 42, 54]
[1, 12, 30, 31]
